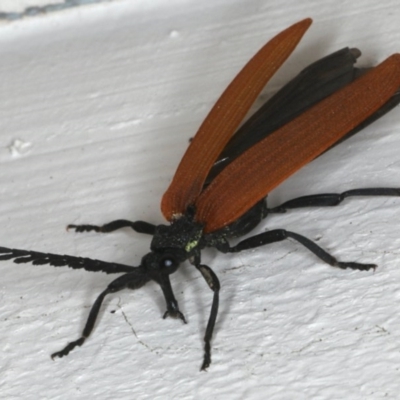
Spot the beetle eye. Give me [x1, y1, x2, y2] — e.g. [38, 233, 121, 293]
[163, 258, 174, 268]
[160, 255, 177, 269]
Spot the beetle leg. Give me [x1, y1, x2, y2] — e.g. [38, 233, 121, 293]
[67, 219, 156, 235]
[52, 272, 146, 359]
[223, 229, 376, 271]
[269, 188, 400, 213]
[158, 275, 187, 323]
[192, 262, 220, 371]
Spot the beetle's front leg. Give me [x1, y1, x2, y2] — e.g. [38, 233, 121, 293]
[52, 271, 149, 359]
[191, 254, 221, 371]
[158, 275, 187, 323]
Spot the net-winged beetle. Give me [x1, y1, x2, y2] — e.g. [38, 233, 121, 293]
[2, 18, 400, 370]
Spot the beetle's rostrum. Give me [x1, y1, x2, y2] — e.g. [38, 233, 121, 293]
[2, 18, 400, 370]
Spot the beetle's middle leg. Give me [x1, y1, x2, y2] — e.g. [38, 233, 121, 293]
[218, 229, 375, 271]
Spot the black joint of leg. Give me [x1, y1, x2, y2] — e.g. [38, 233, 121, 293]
[67, 224, 100, 233]
[130, 221, 156, 235]
[201, 344, 211, 371]
[163, 310, 187, 324]
[342, 188, 400, 198]
[261, 198, 269, 218]
[268, 206, 287, 213]
[51, 337, 85, 359]
[230, 229, 288, 253]
[196, 264, 220, 292]
[272, 188, 400, 213]
[286, 231, 377, 271]
[336, 261, 377, 271]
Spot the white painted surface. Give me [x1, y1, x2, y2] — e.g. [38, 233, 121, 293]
[0, 0, 63, 12]
[1, 1, 400, 399]
[0, 0, 118, 20]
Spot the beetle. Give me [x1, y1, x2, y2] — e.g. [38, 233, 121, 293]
[1, 18, 400, 370]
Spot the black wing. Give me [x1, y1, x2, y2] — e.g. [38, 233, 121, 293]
[207, 47, 400, 183]
[0, 246, 137, 275]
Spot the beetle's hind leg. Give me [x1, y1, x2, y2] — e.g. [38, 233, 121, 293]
[67, 219, 156, 235]
[219, 229, 375, 271]
[269, 188, 400, 213]
[236, 188, 400, 270]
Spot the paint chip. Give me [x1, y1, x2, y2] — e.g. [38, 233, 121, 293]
[8, 139, 32, 157]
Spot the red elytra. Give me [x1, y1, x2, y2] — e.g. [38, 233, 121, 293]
[161, 18, 400, 233]
[161, 18, 312, 220]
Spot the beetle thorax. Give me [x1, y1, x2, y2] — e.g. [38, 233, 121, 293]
[150, 214, 204, 256]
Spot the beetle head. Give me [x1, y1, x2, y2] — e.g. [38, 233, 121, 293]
[140, 248, 186, 283]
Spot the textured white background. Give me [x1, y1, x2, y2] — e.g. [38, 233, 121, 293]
[0, 0, 63, 12]
[1, 1, 400, 399]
